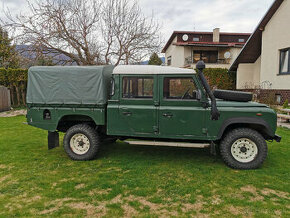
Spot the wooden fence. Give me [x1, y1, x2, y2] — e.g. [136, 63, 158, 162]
[0, 86, 11, 112]
[0, 68, 28, 107]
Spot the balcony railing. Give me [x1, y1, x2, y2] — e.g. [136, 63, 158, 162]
[184, 57, 229, 66]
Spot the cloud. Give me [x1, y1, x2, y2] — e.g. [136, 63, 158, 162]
[139, 0, 274, 36]
[0, 0, 275, 53]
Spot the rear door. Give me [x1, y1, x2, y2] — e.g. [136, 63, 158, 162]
[158, 75, 205, 139]
[117, 75, 158, 136]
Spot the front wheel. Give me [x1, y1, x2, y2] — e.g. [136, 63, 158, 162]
[220, 128, 268, 169]
[63, 124, 99, 160]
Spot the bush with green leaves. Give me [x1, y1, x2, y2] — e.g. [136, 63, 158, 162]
[283, 99, 289, 108]
[201, 68, 235, 90]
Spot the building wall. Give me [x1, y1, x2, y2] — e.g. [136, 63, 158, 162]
[228, 48, 242, 65]
[165, 36, 185, 67]
[165, 38, 243, 69]
[236, 56, 261, 89]
[260, 0, 290, 90]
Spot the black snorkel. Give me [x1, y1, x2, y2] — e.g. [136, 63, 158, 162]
[196, 60, 220, 121]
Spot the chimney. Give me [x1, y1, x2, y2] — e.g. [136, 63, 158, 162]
[213, 28, 220, 42]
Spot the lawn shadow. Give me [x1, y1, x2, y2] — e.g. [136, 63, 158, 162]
[98, 140, 219, 164]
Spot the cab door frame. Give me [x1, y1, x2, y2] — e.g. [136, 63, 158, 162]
[158, 74, 206, 140]
[113, 74, 159, 137]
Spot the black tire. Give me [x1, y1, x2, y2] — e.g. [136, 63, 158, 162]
[63, 124, 99, 160]
[213, 89, 252, 102]
[220, 128, 267, 169]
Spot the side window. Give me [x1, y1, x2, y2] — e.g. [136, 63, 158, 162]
[122, 77, 154, 99]
[280, 48, 290, 74]
[163, 77, 197, 100]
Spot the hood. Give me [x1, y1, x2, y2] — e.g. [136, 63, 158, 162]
[216, 100, 268, 107]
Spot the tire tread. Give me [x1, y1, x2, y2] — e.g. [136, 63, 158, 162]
[220, 128, 267, 169]
[63, 124, 99, 161]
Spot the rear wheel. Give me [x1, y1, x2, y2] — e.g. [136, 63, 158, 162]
[220, 128, 267, 169]
[63, 124, 99, 160]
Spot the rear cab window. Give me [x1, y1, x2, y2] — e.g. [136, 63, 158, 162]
[122, 77, 154, 99]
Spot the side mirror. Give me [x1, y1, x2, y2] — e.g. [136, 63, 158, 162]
[192, 90, 201, 100]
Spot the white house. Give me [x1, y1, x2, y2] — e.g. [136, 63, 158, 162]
[230, 0, 290, 104]
[162, 29, 250, 69]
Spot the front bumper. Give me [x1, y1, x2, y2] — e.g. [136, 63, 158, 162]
[273, 134, 282, 142]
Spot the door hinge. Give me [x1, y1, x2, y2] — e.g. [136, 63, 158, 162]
[202, 128, 208, 134]
[153, 126, 159, 134]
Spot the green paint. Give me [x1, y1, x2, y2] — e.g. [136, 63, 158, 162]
[27, 70, 278, 141]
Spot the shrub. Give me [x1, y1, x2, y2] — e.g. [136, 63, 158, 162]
[202, 68, 235, 90]
[283, 99, 289, 108]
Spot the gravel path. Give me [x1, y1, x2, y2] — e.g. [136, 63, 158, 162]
[0, 109, 27, 117]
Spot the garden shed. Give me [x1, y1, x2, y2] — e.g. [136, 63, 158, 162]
[0, 86, 11, 112]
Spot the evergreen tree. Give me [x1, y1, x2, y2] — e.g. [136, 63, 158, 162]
[148, 53, 162, 65]
[0, 26, 19, 68]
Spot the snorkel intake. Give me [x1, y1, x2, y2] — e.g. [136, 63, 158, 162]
[196, 60, 220, 121]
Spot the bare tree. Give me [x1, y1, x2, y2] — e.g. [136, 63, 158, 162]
[101, 0, 161, 65]
[2, 0, 162, 65]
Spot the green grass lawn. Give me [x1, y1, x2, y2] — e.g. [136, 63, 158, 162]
[0, 116, 289, 217]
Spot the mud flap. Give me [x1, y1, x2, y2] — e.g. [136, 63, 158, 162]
[210, 141, 217, 156]
[48, 131, 59, 150]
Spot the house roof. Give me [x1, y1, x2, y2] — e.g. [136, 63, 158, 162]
[173, 42, 246, 48]
[161, 31, 251, 53]
[229, 0, 284, 71]
[113, 65, 196, 75]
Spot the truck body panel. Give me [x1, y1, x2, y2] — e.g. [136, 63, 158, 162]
[26, 65, 277, 141]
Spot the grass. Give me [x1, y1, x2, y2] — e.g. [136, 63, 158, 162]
[0, 116, 289, 217]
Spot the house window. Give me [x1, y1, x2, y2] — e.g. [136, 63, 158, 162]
[238, 38, 245, 43]
[280, 48, 290, 74]
[193, 50, 218, 63]
[122, 77, 153, 99]
[163, 77, 197, 100]
[167, 56, 172, 66]
[193, 37, 200, 42]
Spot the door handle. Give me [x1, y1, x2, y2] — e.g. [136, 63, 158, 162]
[162, 113, 173, 118]
[122, 111, 132, 116]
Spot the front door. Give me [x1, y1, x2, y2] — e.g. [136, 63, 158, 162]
[158, 75, 205, 139]
[117, 75, 158, 136]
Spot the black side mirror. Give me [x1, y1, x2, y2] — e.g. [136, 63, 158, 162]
[192, 90, 201, 100]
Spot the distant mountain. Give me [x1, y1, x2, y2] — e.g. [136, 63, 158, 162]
[16, 45, 166, 66]
[15, 45, 76, 66]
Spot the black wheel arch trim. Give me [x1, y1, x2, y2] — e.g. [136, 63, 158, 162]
[217, 117, 275, 140]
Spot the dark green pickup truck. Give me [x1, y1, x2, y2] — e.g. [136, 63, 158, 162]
[26, 61, 281, 169]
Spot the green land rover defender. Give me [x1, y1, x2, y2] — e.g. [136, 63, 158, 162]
[26, 61, 281, 169]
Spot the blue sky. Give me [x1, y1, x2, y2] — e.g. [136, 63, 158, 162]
[1, 0, 275, 46]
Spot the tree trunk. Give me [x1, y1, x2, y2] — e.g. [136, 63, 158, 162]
[15, 85, 21, 106]
[9, 85, 15, 106]
[21, 84, 26, 106]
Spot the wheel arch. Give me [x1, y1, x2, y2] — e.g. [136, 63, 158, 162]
[57, 114, 101, 132]
[217, 117, 275, 140]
